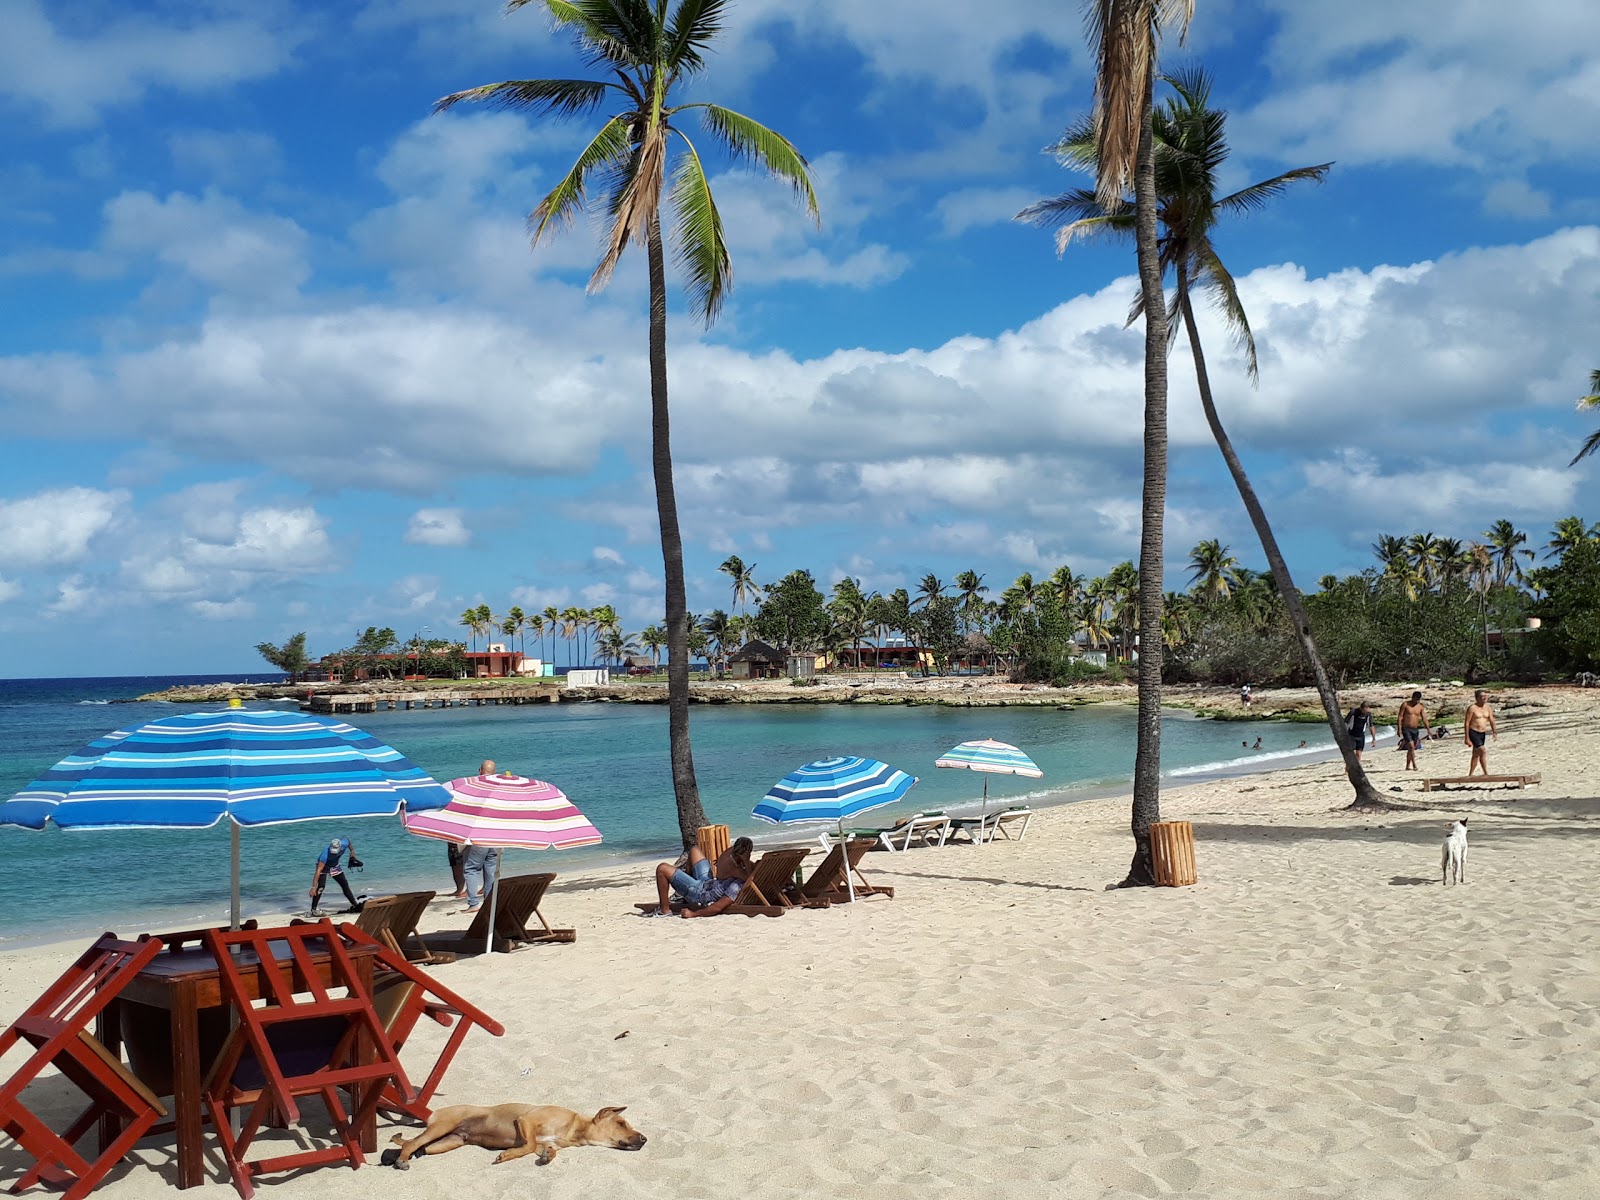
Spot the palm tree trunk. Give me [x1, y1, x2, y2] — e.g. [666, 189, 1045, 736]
[1124, 90, 1169, 887]
[646, 213, 708, 846]
[1177, 282, 1388, 809]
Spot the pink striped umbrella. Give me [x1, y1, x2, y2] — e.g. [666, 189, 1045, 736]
[403, 773, 600, 953]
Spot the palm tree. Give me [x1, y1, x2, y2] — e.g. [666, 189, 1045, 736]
[1483, 519, 1533, 588]
[527, 613, 546, 666]
[503, 605, 528, 659]
[641, 623, 667, 668]
[1406, 532, 1442, 591]
[438, 0, 818, 846]
[913, 573, 947, 610]
[953, 570, 989, 634]
[1371, 534, 1408, 577]
[1105, 561, 1140, 661]
[700, 609, 736, 673]
[1009, 572, 1038, 615]
[1187, 538, 1240, 601]
[559, 605, 585, 667]
[1045, 565, 1081, 613]
[1546, 515, 1596, 560]
[1317, 574, 1338, 592]
[1023, 66, 1384, 809]
[1021, 0, 1192, 884]
[458, 608, 479, 652]
[1571, 370, 1600, 465]
[719, 554, 763, 616]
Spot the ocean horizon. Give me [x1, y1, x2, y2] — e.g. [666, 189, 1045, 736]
[0, 673, 1369, 947]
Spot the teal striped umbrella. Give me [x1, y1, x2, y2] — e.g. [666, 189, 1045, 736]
[934, 738, 1042, 827]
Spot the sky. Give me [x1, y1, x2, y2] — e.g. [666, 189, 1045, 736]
[1, 0, 1597, 677]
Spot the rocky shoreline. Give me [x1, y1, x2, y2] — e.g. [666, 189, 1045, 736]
[123, 676, 1523, 723]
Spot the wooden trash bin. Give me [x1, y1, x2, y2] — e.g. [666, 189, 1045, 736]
[1150, 820, 1197, 887]
[697, 824, 731, 876]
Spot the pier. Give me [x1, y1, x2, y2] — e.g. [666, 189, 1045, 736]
[306, 687, 561, 714]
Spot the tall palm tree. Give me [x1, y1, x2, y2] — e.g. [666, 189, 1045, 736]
[1571, 370, 1600, 465]
[559, 605, 585, 667]
[953, 569, 989, 634]
[1546, 515, 1597, 560]
[458, 608, 479, 652]
[1483, 519, 1532, 588]
[829, 577, 870, 670]
[1023, 66, 1383, 809]
[540, 605, 560, 663]
[1105, 561, 1140, 661]
[1316, 573, 1338, 593]
[1009, 572, 1038, 614]
[1186, 538, 1240, 601]
[1406, 531, 1442, 591]
[641, 623, 666, 667]
[1371, 534, 1409, 577]
[503, 605, 528, 659]
[913, 573, 947, 610]
[439, 0, 818, 847]
[719, 554, 763, 616]
[1046, 564, 1082, 613]
[1022, 0, 1192, 884]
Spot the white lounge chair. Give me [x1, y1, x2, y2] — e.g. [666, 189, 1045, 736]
[981, 806, 1033, 842]
[828, 811, 951, 853]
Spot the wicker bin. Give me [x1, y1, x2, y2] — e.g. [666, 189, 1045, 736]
[1150, 820, 1197, 887]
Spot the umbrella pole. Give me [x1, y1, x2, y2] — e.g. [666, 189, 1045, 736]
[230, 822, 241, 930]
[840, 818, 856, 904]
[485, 852, 501, 955]
[977, 776, 990, 845]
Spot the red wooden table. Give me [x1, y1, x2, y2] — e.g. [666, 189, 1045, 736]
[97, 935, 381, 1189]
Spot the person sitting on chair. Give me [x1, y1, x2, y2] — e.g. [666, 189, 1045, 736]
[309, 836, 363, 915]
[649, 837, 754, 918]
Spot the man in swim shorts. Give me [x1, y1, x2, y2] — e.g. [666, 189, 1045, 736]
[1464, 689, 1497, 776]
[1397, 690, 1431, 772]
[1346, 701, 1376, 762]
[650, 837, 755, 918]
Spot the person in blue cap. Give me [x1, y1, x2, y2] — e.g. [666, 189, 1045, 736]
[309, 835, 364, 915]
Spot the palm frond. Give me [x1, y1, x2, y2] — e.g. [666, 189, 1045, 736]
[1195, 242, 1259, 383]
[666, 0, 728, 72]
[1084, 0, 1151, 206]
[668, 131, 732, 322]
[1580, 369, 1600, 406]
[1218, 163, 1333, 215]
[529, 114, 633, 243]
[542, 0, 652, 70]
[1043, 115, 1100, 172]
[591, 123, 667, 292]
[690, 104, 819, 221]
[434, 78, 611, 117]
[1571, 426, 1600, 467]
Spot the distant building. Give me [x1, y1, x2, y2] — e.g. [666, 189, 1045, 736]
[728, 639, 787, 680]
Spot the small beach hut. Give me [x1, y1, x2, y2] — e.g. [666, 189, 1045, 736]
[728, 639, 786, 680]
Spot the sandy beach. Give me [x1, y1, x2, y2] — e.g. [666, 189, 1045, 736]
[4, 684, 1599, 1199]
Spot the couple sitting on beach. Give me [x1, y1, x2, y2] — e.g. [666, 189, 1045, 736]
[648, 837, 754, 918]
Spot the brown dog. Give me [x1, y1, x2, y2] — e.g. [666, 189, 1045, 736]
[382, 1103, 646, 1168]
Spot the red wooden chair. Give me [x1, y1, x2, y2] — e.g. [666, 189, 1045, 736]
[333, 924, 505, 1122]
[199, 921, 409, 1199]
[0, 932, 166, 1200]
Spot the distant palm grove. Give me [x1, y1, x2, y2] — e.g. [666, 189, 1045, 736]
[257, 516, 1600, 686]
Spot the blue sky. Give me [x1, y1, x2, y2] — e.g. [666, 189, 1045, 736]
[1, 0, 1597, 676]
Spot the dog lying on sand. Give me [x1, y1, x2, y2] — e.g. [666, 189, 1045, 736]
[1441, 818, 1468, 886]
[382, 1103, 646, 1168]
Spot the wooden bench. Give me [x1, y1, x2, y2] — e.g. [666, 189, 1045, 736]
[1422, 773, 1541, 792]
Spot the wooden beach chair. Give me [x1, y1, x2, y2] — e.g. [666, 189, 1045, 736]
[1421, 773, 1540, 792]
[355, 891, 455, 965]
[459, 872, 574, 951]
[333, 925, 504, 1123]
[793, 838, 894, 905]
[726, 848, 812, 917]
[696, 824, 731, 874]
[200, 921, 409, 1199]
[0, 933, 167, 1200]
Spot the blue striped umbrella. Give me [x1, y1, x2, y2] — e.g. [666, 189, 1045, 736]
[753, 757, 917, 901]
[0, 709, 452, 926]
[935, 738, 1042, 830]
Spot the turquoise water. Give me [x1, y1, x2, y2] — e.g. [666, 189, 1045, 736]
[0, 676, 1346, 945]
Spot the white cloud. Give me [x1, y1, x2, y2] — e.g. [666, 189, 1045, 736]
[184, 507, 333, 573]
[936, 186, 1043, 237]
[48, 575, 95, 616]
[405, 508, 471, 547]
[592, 546, 625, 566]
[0, 487, 125, 568]
[191, 598, 255, 621]
[0, 1, 302, 128]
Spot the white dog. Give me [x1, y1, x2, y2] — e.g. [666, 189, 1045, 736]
[1441, 818, 1468, 886]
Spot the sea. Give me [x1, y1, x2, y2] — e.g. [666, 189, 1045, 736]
[0, 674, 1368, 947]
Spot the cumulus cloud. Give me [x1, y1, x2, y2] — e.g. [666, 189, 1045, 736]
[405, 508, 471, 547]
[0, 487, 125, 568]
[48, 575, 96, 616]
[592, 546, 625, 566]
[183, 507, 333, 573]
[191, 597, 255, 620]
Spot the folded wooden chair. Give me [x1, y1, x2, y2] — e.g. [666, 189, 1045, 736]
[0, 933, 166, 1200]
[354, 892, 454, 965]
[332, 925, 504, 1123]
[726, 848, 812, 917]
[458, 873, 573, 951]
[200, 921, 410, 1199]
[793, 838, 895, 905]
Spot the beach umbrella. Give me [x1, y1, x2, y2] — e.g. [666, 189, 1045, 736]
[403, 773, 601, 955]
[934, 738, 1042, 839]
[752, 756, 917, 902]
[0, 709, 452, 928]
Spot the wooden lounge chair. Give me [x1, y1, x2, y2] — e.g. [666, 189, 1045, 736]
[1421, 773, 1540, 792]
[793, 838, 893, 905]
[837, 811, 950, 853]
[725, 848, 812, 917]
[355, 891, 455, 965]
[201, 921, 410, 1199]
[0, 933, 168, 1200]
[334, 925, 504, 1123]
[454, 872, 573, 952]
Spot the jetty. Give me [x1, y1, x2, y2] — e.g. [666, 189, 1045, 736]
[306, 687, 560, 714]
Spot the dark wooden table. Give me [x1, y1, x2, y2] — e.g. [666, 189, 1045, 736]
[97, 936, 382, 1190]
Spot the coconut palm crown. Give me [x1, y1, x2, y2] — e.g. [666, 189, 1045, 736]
[1572, 369, 1600, 466]
[436, 0, 820, 847]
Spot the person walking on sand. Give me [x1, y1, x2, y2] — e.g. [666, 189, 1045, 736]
[309, 835, 363, 916]
[1464, 690, 1498, 777]
[461, 758, 503, 913]
[1398, 690, 1432, 772]
[1346, 701, 1376, 763]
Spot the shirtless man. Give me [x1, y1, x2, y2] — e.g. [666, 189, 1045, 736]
[1397, 690, 1431, 771]
[650, 837, 755, 918]
[1464, 690, 1498, 776]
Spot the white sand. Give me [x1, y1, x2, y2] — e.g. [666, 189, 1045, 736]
[4, 685, 1600, 1199]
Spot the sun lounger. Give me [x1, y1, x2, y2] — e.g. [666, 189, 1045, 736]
[949, 805, 1035, 844]
[356, 891, 455, 965]
[793, 838, 893, 904]
[837, 811, 950, 853]
[447, 873, 573, 952]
